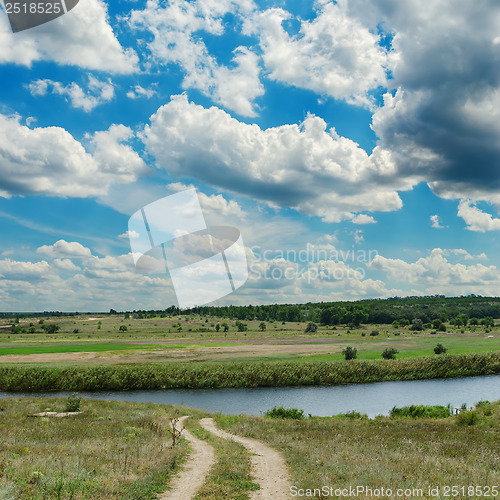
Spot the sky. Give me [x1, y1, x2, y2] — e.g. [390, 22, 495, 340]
[0, 0, 500, 311]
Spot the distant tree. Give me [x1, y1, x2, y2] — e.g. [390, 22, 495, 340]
[43, 324, 60, 334]
[480, 317, 494, 328]
[392, 320, 400, 329]
[381, 347, 399, 360]
[434, 343, 447, 355]
[438, 323, 447, 332]
[222, 322, 229, 332]
[119, 325, 128, 332]
[73, 328, 79, 334]
[236, 321, 247, 332]
[410, 318, 423, 331]
[216, 324, 220, 332]
[259, 322, 267, 331]
[432, 319, 442, 330]
[399, 319, 410, 327]
[304, 322, 318, 333]
[342, 346, 358, 360]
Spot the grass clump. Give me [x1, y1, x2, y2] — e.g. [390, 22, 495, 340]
[264, 406, 305, 419]
[390, 404, 451, 419]
[64, 392, 81, 412]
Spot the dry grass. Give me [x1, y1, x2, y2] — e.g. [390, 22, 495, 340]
[216, 401, 500, 499]
[0, 398, 188, 499]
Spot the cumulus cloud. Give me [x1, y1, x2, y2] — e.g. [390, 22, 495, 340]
[246, 1, 393, 107]
[0, 113, 147, 198]
[369, 249, 500, 292]
[28, 75, 115, 111]
[354, 0, 500, 204]
[430, 214, 443, 229]
[143, 94, 411, 223]
[128, 0, 263, 116]
[0, 0, 137, 72]
[352, 214, 376, 225]
[457, 200, 500, 232]
[126, 85, 157, 99]
[37, 240, 92, 258]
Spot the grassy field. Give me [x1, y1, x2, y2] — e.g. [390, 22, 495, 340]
[0, 313, 499, 366]
[215, 400, 500, 498]
[0, 398, 190, 499]
[0, 397, 498, 499]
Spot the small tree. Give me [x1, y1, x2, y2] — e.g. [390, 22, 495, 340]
[222, 322, 229, 332]
[259, 322, 267, 331]
[215, 324, 220, 332]
[382, 347, 399, 360]
[305, 322, 317, 333]
[119, 325, 128, 332]
[410, 318, 423, 331]
[43, 323, 60, 334]
[434, 343, 447, 355]
[342, 346, 358, 360]
[167, 417, 184, 447]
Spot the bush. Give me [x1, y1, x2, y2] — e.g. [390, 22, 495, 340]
[65, 393, 82, 412]
[342, 346, 358, 360]
[43, 324, 60, 334]
[410, 318, 423, 331]
[264, 406, 304, 419]
[369, 330, 380, 336]
[434, 343, 447, 354]
[438, 323, 447, 332]
[304, 322, 318, 333]
[382, 347, 399, 360]
[119, 325, 128, 332]
[456, 409, 479, 426]
[390, 404, 451, 419]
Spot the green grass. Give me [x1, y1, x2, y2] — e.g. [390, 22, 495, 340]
[0, 398, 189, 499]
[0, 352, 499, 391]
[216, 400, 500, 495]
[183, 419, 259, 500]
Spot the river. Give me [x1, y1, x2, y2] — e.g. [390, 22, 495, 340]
[1, 374, 499, 417]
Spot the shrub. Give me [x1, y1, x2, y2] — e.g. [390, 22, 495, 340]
[456, 409, 479, 426]
[434, 343, 447, 354]
[264, 406, 304, 419]
[259, 322, 266, 331]
[65, 393, 82, 412]
[43, 324, 60, 334]
[438, 323, 447, 332]
[423, 323, 432, 329]
[390, 404, 451, 419]
[382, 347, 399, 360]
[73, 328, 79, 334]
[369, 330, 380, 336]
[337, 410, 366, 419]
[342, 346, 358, 360]
[119, 325, 128, 332]
[304, 322, 318, 333]
[410, 318, 423, 331]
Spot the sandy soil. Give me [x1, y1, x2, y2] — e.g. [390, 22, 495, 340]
[158, 416, 215, 500]
[200, 418, 291, 500]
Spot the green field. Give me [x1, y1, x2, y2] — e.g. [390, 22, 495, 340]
[0, 397, 498, 499]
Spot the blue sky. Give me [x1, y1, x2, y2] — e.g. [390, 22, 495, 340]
[0, 0, 500, 311]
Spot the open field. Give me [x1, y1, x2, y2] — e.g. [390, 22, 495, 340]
[0, 397, 498, 499]
[0, 313, 499, 366]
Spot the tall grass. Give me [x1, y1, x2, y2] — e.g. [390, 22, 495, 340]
[0, 352, 499, 391]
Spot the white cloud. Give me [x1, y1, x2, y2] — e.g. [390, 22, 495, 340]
[0, 259, 53, 281]
[119, 230, 140, 239]
[246, 2, 393, 107]
[37, 240, 92, 258]
[143, 95, 410, 223]
[0, 113, 147, 198]
[457, 200, 500, 232]
[53, 258, 82, 271]
[126, 85, 157, 99]
[430, 214, 443, 229]
[0, 0, 137, 72]
[128, 0, 263, 116]
[28, 75, 115, 112]
[369, 248, 500, 289]
[352, 214, 376, 224]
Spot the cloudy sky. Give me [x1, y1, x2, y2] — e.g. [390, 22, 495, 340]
[1, 0, 500, 311]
